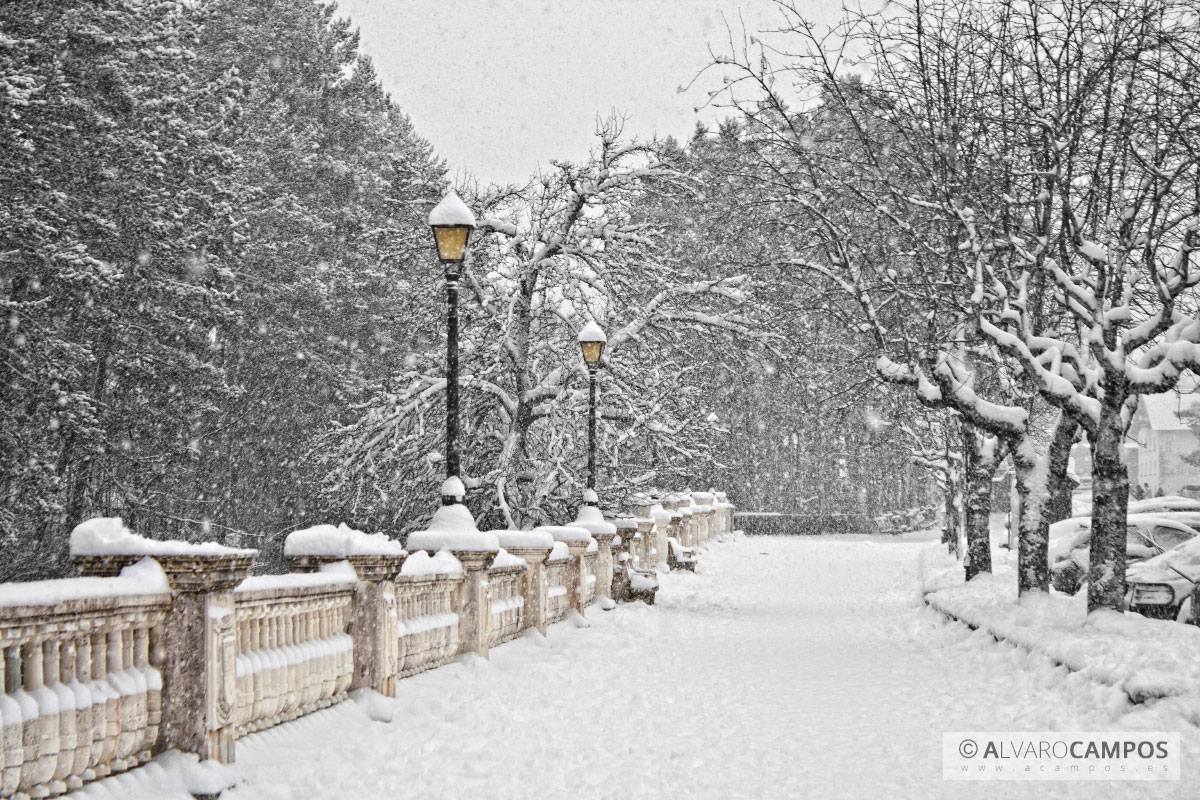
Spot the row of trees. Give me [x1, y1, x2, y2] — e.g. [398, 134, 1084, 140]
[1, 0, 469, 580]
[6, 0, 932, 580]
[704, 0, 1200, 611]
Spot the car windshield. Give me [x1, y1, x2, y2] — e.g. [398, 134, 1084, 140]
[1139, 536, 1200, 577]
[1149, 525, 1195, 551]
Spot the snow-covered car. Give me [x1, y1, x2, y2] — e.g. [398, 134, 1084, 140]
[1128, 495, 1200, 514]
[1126, 536, 1200, 621]
[1049, 514, 1200, 595]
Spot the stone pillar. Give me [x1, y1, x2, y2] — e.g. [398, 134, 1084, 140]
[636, 519, 655, 570]
[451, 551, 495, 658]
[612, 521, 636, 602]
[505, 546, 553, 634]
[290, 554, 405, 697]
[78, 554, 254, 765]
[565, 542, 591, 616]
[591, 533, 615, 599]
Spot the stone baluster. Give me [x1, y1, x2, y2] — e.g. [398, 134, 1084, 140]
[318, 602, 335, 705]
[104, 627, 133, 773]
[1, 647, 24, 797]
[447, 553, 494, 659]
[611, 520, 636, 602]
[135, 625, 159, 763]
[88, 630, 116, 779]
[562, 540, 591, 617]
[299, 604, 317, 713]
[266, 613, 283, 727]
[5, 643, 38, 797]
[61, 636, 91, 788]
[504, 546, 553, 635]
[43, 638, 74, 795]
[592, 533, 616, 600]
[23, 636, 58, 796]
[635, 519, 655, 571]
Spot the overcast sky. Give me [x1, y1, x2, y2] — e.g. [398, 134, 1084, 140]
[334, 0, 841, 186]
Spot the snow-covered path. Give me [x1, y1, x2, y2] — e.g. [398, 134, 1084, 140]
[218, 534, 1198, 799]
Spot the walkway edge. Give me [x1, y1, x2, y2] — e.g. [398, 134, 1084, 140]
[923, 593, 1181, 706]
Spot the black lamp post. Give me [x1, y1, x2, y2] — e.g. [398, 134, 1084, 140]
[578, 321, 606, 500]
[428, 191, 476, 505]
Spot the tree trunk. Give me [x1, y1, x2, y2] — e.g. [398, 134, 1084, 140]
[962, 429, 998, 580]
[1087, 396, 1130, 613]
[1012, 413, 1080, 596]
[1045, 415, 1079, 525]
[942, 460, 961, 557]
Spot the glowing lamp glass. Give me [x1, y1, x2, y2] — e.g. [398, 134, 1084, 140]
[580, 340, 605, 365]
[432, 225, 472, 263]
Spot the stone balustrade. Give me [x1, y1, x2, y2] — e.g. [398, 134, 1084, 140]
[544, 555, 571, 626]
[0, 490, 734, 797]
[0, 574, 169, 799]
[485, 564, 525, 648]
[581, 552, 598, 606]
[231, 576, 354, 739]
[395, 574, 461, 679]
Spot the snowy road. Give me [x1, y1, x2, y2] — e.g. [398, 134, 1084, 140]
[217, 534, 1199, 799]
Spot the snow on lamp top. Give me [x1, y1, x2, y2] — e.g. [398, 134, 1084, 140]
[70, 517, 256, 557]
[283, 523, 405, 558]
[577, 321, 607, 344]
[427, 190, 476, 227]
[407, 503, 499, 552]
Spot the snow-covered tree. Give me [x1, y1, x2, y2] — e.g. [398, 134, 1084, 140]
[320, 122, 765, 533]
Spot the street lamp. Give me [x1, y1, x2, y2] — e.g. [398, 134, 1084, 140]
[578, 321, 607, 501]
[428, 190, 476, 504]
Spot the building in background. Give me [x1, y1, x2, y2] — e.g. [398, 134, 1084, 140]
[1128, 389, 1200, 497]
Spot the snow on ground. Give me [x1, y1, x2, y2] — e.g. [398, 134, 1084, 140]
[921, 544, 1200, 702]
[80, 533, 1200, 798]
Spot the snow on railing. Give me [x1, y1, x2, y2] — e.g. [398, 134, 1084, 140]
[0, 490, 735, 790]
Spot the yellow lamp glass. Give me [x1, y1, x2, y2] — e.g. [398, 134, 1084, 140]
[580, 340, 605, 365]
[432, 225, 471, 263]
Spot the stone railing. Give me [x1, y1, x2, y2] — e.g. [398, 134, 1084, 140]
[395, 574, 461, 679]
[231, 575, 355, 739]
[581, 552, 598, 607]
[0, 583, 169, 800]
[544, 555, 571, 626]
[485, 564, 525, 649]
[0, 490, 734, 798]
